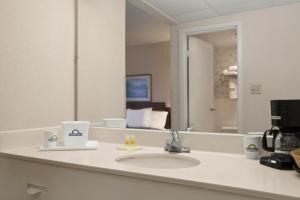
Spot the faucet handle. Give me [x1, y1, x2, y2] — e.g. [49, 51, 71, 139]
[186, 124, 194, 131]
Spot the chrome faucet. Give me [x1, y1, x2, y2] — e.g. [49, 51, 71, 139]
[164, 130, 190, 153]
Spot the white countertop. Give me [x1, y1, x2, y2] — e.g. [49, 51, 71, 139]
[1, 142, 300, 200]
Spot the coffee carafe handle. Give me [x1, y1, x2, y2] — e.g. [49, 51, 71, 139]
[262, 129, 279, 152]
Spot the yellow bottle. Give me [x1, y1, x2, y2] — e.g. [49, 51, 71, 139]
[124, 135, 130, 146]
[130, 135, 136, 146]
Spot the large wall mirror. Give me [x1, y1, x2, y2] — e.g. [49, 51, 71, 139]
[1, 0, 300, 134]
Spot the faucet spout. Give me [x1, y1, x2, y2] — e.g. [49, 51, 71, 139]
[164, 130, 190, 153]
[170, 129, 180, 142]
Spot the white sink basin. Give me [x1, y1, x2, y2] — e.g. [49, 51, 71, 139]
[116, 153, 200, 169]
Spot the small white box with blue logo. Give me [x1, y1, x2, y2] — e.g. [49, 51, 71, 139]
[62, 121, 90, 147]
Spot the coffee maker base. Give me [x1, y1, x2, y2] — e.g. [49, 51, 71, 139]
[260, 153, 294, 170]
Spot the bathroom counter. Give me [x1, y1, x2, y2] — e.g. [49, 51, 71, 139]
[0, 142, 299, 200]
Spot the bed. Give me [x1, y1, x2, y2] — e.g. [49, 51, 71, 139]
[126, 102, 171, 129]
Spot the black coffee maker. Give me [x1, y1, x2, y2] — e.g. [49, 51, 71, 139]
[261, 100, 300, 169]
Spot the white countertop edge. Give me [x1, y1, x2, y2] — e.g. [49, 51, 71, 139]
[0, 151, 298, 200]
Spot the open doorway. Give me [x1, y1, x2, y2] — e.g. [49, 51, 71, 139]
[185, 27, 239, 133]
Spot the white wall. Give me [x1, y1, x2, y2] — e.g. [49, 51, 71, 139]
[171, 3, 300, 133]
[0, 0, 126, 131]
[0, 0, 75, 131]
[78, 0, 126, 122]
[126, 42, 171, 103]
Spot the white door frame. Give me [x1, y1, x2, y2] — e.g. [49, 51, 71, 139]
[178, 21, 243, 133]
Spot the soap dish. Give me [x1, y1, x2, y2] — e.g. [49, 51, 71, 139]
[39, 140, 98, 151]
[117, 145, 142, 151]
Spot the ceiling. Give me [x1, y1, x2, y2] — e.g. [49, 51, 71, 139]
[196, 29, 237, 48]
[126, 0, 300, 46]
[126, 2, 170, 46]
[145, 0, 300, 22]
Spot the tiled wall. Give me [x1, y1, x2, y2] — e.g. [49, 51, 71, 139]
[213, 46, 238, 132]
[214, 46, 237, 98]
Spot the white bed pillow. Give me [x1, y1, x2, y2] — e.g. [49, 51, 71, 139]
[126, 108, 152, 128]
[150, 111, 168, 130]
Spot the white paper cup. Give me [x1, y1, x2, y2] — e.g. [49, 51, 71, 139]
[62, 121, 90, 147]
[44, 130, 58, 148]
[243, 134, 262, 159]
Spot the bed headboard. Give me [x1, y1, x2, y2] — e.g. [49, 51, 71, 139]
[126, 102, 171, 129]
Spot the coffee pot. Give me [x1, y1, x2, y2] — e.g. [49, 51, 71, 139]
[261, 100, 300, 169]
[263, 128, 300, 154]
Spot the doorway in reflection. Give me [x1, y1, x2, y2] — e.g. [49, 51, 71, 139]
[187, 29, 238, 133]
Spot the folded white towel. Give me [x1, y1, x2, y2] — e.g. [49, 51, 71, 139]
[222, 69, 237, 76]
[228, 65, 237, 71]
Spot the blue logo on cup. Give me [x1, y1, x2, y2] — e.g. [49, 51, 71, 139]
[69, 129, 83, 136]
[246, 144, 258, 152]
